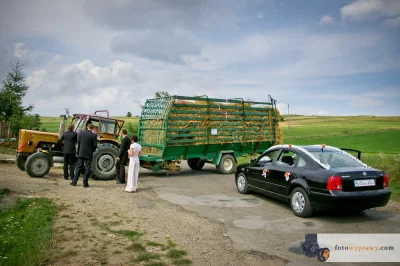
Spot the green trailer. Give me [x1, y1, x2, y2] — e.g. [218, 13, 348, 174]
[138, 95, 281, 174]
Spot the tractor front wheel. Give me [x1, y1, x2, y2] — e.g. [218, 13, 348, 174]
[16, 154, 28, 171]
[25, 152, 51, 178]
[91, 143, 119, 180]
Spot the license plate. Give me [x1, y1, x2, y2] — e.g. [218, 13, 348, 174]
[354, 179, 375, 187]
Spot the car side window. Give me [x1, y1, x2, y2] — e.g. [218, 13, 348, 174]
[277, 150, 296, 167]
[258, 150, 279, 164]
[296, 156, 307, 168]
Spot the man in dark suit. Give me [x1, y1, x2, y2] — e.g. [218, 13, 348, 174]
[54, 124, 78, 180]
[71, 123, 97, 187]
[116, 129, 130, 184]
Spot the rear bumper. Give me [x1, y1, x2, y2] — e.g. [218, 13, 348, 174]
[310, 188, 391, 211]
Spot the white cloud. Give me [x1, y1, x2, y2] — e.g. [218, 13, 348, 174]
[341, 0, 400, 26]
[13, 43, 29, 59]
[319, 15, 335, 25]
[26, 70, 49, 91]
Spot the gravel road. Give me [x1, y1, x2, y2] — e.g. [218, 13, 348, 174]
[0, 158, 399, 266]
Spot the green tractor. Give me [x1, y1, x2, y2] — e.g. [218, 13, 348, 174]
[16, 110, 124, 180]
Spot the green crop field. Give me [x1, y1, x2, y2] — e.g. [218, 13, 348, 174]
[281, 116, 400, 152]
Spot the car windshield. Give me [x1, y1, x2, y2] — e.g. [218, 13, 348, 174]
[308, 150, 365, 168]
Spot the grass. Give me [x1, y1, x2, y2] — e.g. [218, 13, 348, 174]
[135, 252, 161, 262]
[166, 249, 187, 259]
[127, 243, 146, 252]
[0, 188, 10, 202]
[0, 197, 56, 266]
[0, 146, 15, 155]
[172, 258, 192, 265]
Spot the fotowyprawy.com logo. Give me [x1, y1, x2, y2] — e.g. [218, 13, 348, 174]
[301, 234, 400, 262]
[300, 234, 330, 262]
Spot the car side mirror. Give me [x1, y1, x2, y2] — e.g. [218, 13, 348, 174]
[250, 159, 256, 164]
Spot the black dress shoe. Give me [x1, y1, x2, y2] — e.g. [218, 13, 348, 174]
[116, 181, 125, 184]
[70, 182, 76, 186]
[83, 184, 89, 188]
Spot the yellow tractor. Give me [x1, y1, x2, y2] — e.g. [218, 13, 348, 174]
[15, 110, 124, 180]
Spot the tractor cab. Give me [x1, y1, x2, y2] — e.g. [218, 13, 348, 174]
[71, 110, 124, 143]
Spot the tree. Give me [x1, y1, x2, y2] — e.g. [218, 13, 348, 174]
[154, 91, 170, 98]
[0, 62, 41, 135]
[126, 112, 132, 117]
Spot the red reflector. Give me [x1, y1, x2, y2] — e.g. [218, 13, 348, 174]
[17, 142, 28, 152]
[383, 174, 389, 187]
[327, 176, 342, 190]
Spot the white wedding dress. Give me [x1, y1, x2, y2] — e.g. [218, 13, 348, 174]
[125, 142, 141, 192]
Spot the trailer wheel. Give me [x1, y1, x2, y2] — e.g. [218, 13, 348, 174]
[217, 154, 236, 174]
[25, 152, 51, 178]
[91, 143, 119, 180]
[187, 158, 205, 170]
[16, 154, 28, 171]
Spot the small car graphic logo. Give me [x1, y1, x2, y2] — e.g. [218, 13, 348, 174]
[285, 172, 290, 181]
[262, 169, 269, 178]
[363, 172, 367, 176]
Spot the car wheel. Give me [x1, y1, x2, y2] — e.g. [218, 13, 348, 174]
[236, 173, 250, 194]
[290, 187, 313, 218]
[25, 152, 51, 178]
[217, 154, 236, 174]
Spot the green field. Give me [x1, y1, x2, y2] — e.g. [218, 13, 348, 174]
[281, 116, 400, 153]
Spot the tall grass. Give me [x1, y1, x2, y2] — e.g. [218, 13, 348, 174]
[362, 153, 400, 199]
[0, 197, 56, 266]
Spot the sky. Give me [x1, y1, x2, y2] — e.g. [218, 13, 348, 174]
[0, 0, 399, 117]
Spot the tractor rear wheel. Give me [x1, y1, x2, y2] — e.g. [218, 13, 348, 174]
[16, 154, 28, 171]
[91, 143, 119, 180]
[25, 152, 51, 178]
[187, 158, 205, 170]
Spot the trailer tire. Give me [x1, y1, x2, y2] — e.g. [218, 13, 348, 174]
[25, 152, 51, 178]
[91, 143, 119, 180]
[16, 154, 28, 171]
[187, 158, 205, 170]
[217, 154, 236, 174]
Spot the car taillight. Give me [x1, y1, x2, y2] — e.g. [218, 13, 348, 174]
[327, 176, 342, 190]
[383, 174, 389, 187]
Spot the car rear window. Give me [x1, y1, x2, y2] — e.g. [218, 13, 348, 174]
[308, 150, 365, 168]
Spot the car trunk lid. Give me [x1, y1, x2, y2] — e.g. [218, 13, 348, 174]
[333, 167, 385, 192]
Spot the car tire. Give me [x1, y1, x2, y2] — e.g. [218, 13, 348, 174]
[25, 152, 51, 178]
[16, 154, 28, 171]
[290, 187, 313, 218]
[217, 154, 236, 174]
[236, 173, 250, 194]
[91, 143, 119, 180]
[187, 158, 205, 170]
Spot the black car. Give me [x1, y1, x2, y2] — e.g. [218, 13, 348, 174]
[235, 144, 391, 217]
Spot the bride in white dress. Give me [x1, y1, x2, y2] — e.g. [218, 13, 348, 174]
[125, 135, 142, 193]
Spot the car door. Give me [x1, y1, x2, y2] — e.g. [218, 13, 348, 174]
[247, 150, 279, 192]
[268, 149, 299, 196]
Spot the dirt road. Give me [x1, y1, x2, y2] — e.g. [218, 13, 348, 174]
[1, 160, 399, 266]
